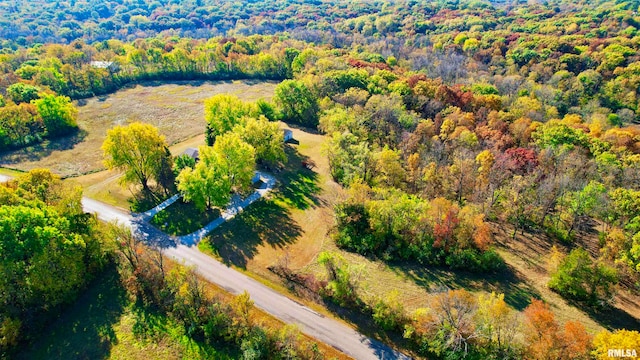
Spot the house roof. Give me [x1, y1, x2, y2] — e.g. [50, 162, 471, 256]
[182, 147, 199, 159]
[90, 61, 114, 68]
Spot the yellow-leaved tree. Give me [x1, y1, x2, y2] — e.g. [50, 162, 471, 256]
[592, 329, 640, 359]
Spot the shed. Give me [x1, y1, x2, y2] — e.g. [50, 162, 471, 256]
[182, 147, 200, 162]
[283, 129, 293, 142]
[90, 61, 117, 70]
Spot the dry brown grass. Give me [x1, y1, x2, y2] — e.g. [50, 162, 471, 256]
[0, 80, 276, 177]
[494, 225, 640, 333]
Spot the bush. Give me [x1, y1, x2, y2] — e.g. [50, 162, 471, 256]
[446, 248, 505, 272]
[548, 248, 617, 306]
[318, 252, 361, 306]
[6, 83, 40, 103]
[372, 290, 407, 331]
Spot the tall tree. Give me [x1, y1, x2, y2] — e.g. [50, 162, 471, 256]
[213, 132, 256, 194]
[102, 122, 170, 192]
[274, 79, 319, 127]
[234, 116, 285, 166]
[177, 146, 232, 211]
[204, 94, 253, 145]
[33, 94, 78, 137]
[177, 133, 255, 210]
[523, 300, 592, 360]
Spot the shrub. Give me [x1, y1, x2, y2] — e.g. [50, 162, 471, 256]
[548, 248, 617, 306]
[372, 290, 407, 331]
[446, 248, 505, 272]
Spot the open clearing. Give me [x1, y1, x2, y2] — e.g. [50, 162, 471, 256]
[0, 80, 276, 177]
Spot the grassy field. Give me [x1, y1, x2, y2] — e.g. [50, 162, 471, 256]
[0, 167, 25, 177]
[0, 80, 276, 178]
[150, 199, 221, 236]
[17, 262, 350, 360]
[198, 122, 640, 341]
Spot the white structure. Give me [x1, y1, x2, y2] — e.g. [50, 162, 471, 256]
[90, 61, 114, 69]
[283, 128, 293, 142]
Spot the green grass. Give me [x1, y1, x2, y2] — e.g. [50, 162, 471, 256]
[198, 199, 302, 269]
[0, 167, 25, 177]
[16, 265, 238, 360]
[150, 199, 221, 236]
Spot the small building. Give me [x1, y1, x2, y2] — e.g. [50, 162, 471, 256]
[90, 61, 119, 72]
[182, 147, 200, 162]
[283, 129, 293, 142]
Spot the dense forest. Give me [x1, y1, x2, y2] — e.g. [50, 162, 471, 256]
[1, 0, 640, 359]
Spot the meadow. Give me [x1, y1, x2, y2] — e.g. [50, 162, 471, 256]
[0, 80, 276, 178]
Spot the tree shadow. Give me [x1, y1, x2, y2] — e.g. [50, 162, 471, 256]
[322, 300, 413, 358]
[0, 129, 88, 165]
[272, 145, 325, 210]
[129, 187, 173, 213]
[387, 262, 541, 311]
[17, 265, 127, 360]
[202, 199, 302, 269]
[568, 299, 640, 331]
[150, 199, 221, 236]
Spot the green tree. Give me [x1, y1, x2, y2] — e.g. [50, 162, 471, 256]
[6, 83, 40, 104]
[177, 145, 233, 211]
[213, 132, 256, 194]
[274, 79, 319, 127]
[548, 248, 617, 306]
[33, 94, 78, 137]
[102, 122, 171, 192]
[178, 134, 255, 210]
[234, 116, 286, 166]
[0, 169, 108, 353]
[325, 131, 373, 186]
[559, 181, 607, 239]
[173, 153, 196, 177]
[204, 94, 253, 145]
[533, 122, 591, 151]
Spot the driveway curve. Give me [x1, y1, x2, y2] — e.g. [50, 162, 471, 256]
[4, 172, 411, 359]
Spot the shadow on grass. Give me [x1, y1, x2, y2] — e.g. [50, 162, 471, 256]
[200, 199, 302, 269]
[319, 295, 416, 358]
[571, 300, 640, 331]
[388, 262, 541, 311]
[0, 129, 88, 165]
[17, 265, 127, 360]
[272, 145, 324, 210]
[129, 188, 174, 213]
[150, 199, 221, 236]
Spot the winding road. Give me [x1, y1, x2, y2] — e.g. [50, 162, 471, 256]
[80, 185, 411, 360]
[2, 172, 410, 359]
